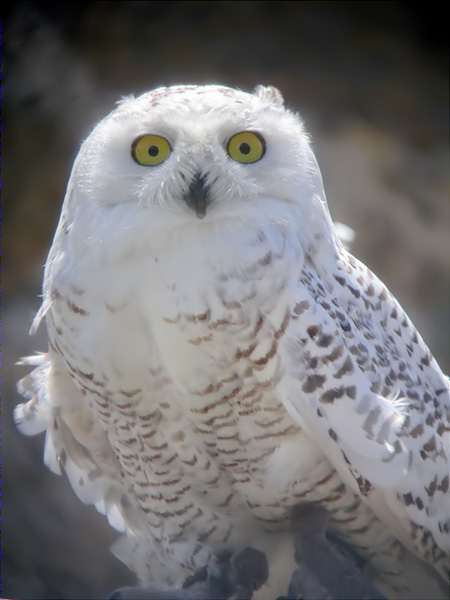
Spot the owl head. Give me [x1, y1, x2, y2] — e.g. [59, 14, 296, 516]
[56, 84, 339, 265]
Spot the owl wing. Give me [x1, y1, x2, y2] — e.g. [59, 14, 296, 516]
[280, 251, 450, 578]
[15, 350, 138, 533]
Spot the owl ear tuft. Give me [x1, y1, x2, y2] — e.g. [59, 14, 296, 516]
[254, 85, 284, 107]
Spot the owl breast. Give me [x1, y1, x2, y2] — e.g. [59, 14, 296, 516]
[145, 223, 306, 492]
[48, 221, 357, 561]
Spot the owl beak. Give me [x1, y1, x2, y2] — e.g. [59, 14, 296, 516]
[184, 172, 210, 219]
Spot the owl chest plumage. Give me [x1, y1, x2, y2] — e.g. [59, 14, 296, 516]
[49, 228, 334, 540]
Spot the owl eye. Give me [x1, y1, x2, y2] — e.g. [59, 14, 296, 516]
[226, 131, 265, 164]
[131, 134, 172, 166]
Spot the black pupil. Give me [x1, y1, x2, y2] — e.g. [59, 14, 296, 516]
[239, 142, 251, 155]
[148, 145, 159, 157]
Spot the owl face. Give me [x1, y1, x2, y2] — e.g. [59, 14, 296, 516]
[71, 85, 316, 234]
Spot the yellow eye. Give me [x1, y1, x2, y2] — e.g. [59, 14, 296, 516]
[131, 134, 171, 166]
[227, 131, 265, 164]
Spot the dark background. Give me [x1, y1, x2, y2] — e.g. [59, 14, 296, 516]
[3, 2, 449, 598]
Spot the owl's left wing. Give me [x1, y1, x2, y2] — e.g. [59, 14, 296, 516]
[279, 253, 450, 579]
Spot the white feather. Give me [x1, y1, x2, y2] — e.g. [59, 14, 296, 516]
[15, 84, 449, 597]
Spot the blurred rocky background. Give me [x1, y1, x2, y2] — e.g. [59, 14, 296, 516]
[2, 2, 449, 598]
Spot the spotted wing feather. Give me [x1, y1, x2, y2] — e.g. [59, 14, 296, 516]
[282, 250, 450, 580]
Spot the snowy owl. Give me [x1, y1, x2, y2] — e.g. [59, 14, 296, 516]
[16, 84, 449, 600]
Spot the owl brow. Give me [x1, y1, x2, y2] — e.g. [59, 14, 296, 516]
[131, 123, 177, 144]
[221, 127, 265, 146]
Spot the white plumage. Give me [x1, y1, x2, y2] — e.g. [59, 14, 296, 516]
[16, 84, 449, 599]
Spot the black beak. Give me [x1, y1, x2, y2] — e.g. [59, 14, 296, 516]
[183, 172, 210, 219]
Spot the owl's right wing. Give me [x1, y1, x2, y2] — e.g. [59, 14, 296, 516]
[15, 351, 137, 533]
